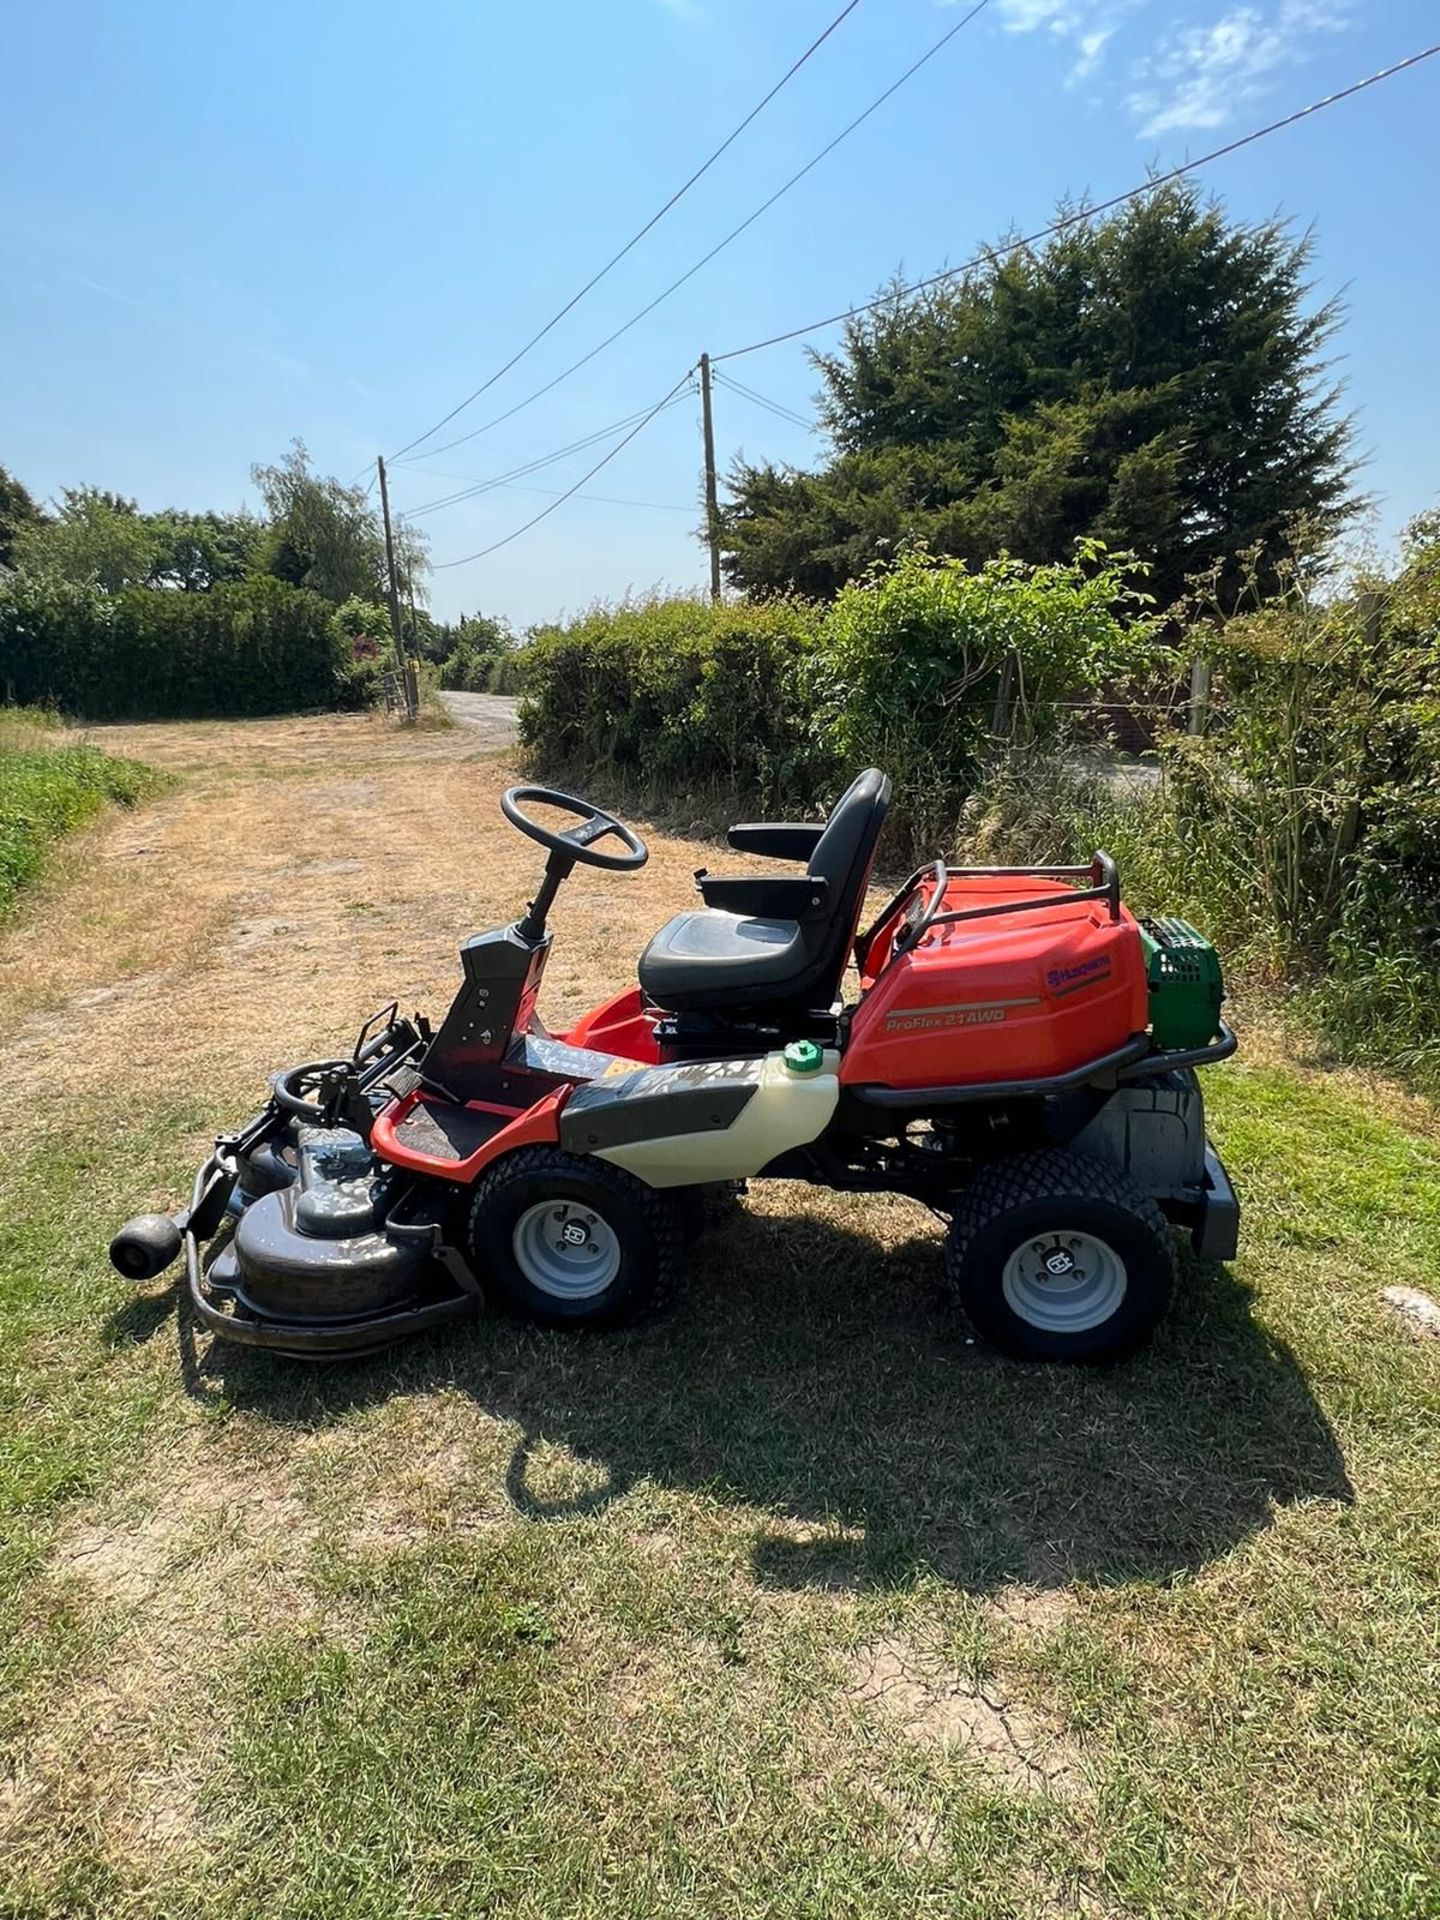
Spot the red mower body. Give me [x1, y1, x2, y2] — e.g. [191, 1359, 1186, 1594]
[843, 873, 1150, 1090]
[563, 985, 662, 1064]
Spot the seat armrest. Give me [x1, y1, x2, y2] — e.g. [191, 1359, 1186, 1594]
[697, 875, 829, 919]
[725, 822, 825, 862]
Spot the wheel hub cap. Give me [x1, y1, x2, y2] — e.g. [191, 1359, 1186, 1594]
[512, 1201, 621, 1300]
[1001, 1231, 1128, 1333]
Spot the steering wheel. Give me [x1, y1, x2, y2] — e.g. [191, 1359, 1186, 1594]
[501, 786, 648, 871]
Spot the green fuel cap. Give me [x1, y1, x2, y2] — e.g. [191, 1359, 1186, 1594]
[783, 1039, 824, 1075]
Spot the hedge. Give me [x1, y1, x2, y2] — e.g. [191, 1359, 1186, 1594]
[517, 550, 1154, 855]
[0, 574, 374, 719]
[519, 595, 829, 811]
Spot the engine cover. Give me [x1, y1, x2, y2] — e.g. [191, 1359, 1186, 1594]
[845, 877, 1150, 1090]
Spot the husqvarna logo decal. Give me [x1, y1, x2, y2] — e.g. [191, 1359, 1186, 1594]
[1046, 956, 1113, 996]
[883, 996, 1040, 1033]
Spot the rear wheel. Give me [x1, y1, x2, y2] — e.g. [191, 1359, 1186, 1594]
[946, 1150, 1178, 1363]
[468, 1146, 682, 1328]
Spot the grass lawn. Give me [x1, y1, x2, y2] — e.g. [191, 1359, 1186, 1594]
[0, 710, 157, 919]
[0, 713, 1437, 1919]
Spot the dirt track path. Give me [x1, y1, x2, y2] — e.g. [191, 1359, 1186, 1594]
[0, 712, 716, 1140]
[436, 689, 520, 746]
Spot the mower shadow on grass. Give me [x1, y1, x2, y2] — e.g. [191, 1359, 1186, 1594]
[173, 1201, 1351, 1597]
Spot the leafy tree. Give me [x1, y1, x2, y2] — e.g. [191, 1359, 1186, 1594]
[251, 441, 428, 606]
[4, 474, 261, 594]
[14, 486, 158, 592]
[432, 615, 512, 691]
[404, 605, 440, 663]
[441, 610, 510, 662]
[721, 184, 1356, 610]
[147, 509, 263, 592]
[0, 465, 45, 570]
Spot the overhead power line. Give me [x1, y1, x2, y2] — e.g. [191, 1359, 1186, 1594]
[397, 463, 690, 514]
[715, 41, 1440, 361]
[468, 481, 692, 513]
[387, 0, 864, 463]
[433, 368, 696, 569]
[410, 0, 996, 465]
[714, 368, 812, 430]
[399, 389, 696, 520]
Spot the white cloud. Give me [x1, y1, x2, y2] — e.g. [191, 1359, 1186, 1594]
[986, 0, 1355, 135]
[991, 0, 1140, 87]
[1069, 24, 1118, 85]
[995, 0, 1082, 29]
[1128, 0, 1355, 137]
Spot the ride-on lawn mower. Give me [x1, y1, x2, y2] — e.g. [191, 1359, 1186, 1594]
[111, 772, 1238, 1363]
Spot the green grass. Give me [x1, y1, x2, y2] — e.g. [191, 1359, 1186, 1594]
[2, 1050, 1438, 1918]
[0, 710, 158, 919]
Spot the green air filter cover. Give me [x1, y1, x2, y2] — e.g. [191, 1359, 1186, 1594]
[1140, 916, 1225, 1050]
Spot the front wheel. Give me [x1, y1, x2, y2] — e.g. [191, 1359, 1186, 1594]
[946, 1150, 1178, 1363]
[468, 1146, 683, 1328]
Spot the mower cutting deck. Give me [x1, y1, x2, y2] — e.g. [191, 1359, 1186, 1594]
[111, 773, 1238, 1363]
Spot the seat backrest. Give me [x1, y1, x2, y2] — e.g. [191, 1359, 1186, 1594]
[796, 768, 891, 1001]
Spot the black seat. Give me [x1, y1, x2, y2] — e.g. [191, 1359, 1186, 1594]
[638, 769, 891, 1016]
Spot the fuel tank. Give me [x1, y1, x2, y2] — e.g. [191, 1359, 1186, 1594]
[843, 875, 1149, 1090]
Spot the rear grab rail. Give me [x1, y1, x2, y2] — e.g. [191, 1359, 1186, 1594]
[859, 852, 1121, 974]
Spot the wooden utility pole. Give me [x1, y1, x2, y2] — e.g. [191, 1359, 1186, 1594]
[1187, 656, 1212, 737]
[699, 352, 721, 604]
[376, 455, 416, 720]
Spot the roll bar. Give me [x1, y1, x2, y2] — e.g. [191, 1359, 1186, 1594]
[858, 853, 1122, 972]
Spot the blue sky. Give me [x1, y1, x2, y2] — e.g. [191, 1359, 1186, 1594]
[3, 0, 1437, 627]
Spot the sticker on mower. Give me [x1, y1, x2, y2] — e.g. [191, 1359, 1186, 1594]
[882, 997, 1040, 1033]
[1046, 955, 1114, 996]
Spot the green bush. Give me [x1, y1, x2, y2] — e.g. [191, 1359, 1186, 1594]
[519, 594, 827, 811]
[1144, 529, 1440, 976]
[484, 651, 526, 695]
[517, 550, 1153, 852]
[953, 523, 1440, 1094]
[331, 597, 390, 709]
[814, 543, 1156, 857]
[0, 573, 368, 719]
[438, 641, 500, 694]
[0, 712, 157, 917]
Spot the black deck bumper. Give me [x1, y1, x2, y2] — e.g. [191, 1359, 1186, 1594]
[1193, 1143, 1240, 1262]
[1159, 1141, 1240, 1262]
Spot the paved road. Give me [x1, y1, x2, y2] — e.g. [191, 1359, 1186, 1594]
[438, 690, 521, 749]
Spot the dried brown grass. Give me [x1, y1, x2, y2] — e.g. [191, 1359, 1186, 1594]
[6, 1436, 316, 1866]
[0, 712, 759, 1143]
[845, 1634, 1085, 1800]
